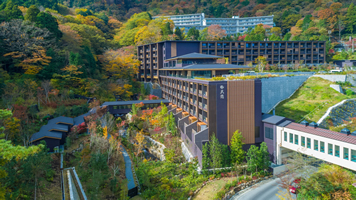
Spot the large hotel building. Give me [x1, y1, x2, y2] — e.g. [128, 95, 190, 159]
[137, 40, 326, 82]
[135, 40, 341, 168]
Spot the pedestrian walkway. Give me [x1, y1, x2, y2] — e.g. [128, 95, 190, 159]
[121, 145, 137, 196]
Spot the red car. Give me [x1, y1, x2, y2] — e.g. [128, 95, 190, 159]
[289, 179, 301, 194]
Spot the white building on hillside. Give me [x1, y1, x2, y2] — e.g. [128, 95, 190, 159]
[153, 13, 274, 35]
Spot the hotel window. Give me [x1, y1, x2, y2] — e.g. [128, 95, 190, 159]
[344, 147, 349, 160]
[113, 106, 117, 109]
[307, 138, 311, 149]
[320, 141, 325, 153]
[284, 132, 287, 142]
[265, 127, 273, 140]
[289, 133, 293, 143]
[294, 135, 298, 145]
[301, 136, 305, 147]
[335, 145, 340, 157]
[314, 140, 318, 151]
[352, 149, 356, 162]
[328, 144, 333, 155]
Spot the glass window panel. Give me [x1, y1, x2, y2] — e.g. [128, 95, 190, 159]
[294, 135, 298, 145]
[290, 133, 293, 143]
[352, 150, 356, 162]
[320, 141, 325, 153]
[314, 140, 318, 151]
[307, 138, 311, 149]
[284, 132, 287, 142]
[344, 147, 349, 160]
[328, 144, 333, 155]
[335, 145, 340, 157]
[301, 136, 305, 147]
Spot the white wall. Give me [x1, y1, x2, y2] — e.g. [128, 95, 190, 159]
[276, 126, 356, 172]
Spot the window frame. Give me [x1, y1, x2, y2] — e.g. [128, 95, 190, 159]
[294, 134, 298, 145]
[344, 147, 349, 160]
[328, 144, 333, 156]
[307, 138, 311, 149]
[289, 133, 293, 143]
[314, 139, 318, 151]
[301, 136, 305, 147]
[335, 145, 340, 157]
[320, 141, 325, 153]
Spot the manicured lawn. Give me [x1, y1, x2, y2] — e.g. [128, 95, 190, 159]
[273, 77, 355, 123]
[193, 177, 236, 200]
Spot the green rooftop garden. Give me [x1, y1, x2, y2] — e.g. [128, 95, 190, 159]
[273, 77, 356, 123]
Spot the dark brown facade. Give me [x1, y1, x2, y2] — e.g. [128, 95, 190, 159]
[137, 41, 326, 82]
[161, 75, 262, 145]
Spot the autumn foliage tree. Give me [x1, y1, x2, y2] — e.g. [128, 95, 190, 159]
[207, 24, 227, 40]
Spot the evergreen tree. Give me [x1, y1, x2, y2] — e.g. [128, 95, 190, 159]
[187, 27, 200, 40]
[221, 144, 231, 167]
[162, 22, 173, 35]
[36, 12, 62, 39]
[302, 14, 312, 31]
[202, 142, 210, 169]
[210, 135, 222, 172]
[246, 145, 259, 173]
[174, 27, 183, 40]
[346, 3, 356, 34]
[258, 142, 271, 171]
[230, 130, 245, 164]
[268, 34, 280, 41]
[69, 52, 82, 66]
[24, 5, 40, 22]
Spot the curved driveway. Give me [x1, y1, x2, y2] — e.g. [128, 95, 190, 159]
[230, 177, 297, 200]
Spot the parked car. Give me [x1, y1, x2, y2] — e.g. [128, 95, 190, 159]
[289, 178, 301, 194]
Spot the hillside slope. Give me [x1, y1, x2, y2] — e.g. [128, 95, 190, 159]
[273, 77, 355, 123]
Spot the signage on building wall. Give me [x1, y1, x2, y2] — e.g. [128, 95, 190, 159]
[220, 85, 224, 99]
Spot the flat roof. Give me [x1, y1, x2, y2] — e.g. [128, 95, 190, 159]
[165, 53, 223, 61]
[262, 115, 286, 125]
[102, 99, 170, 106]
[160, 64, 251, 71]
[138, 40, 326, 47]
[286, 122, 356, 145]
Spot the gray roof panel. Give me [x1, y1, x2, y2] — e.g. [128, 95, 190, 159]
[74, 112, 90, 125]
[167, 52, 223, 60]
[48, 116, 74, 125]
[278, 120, 293, 127]
[30, 131, 63, 142]
[262, 115, 286, 125]
[40, 124, 69, 132]
[161, 64, 251, 70]
[102, 99, 170, 106]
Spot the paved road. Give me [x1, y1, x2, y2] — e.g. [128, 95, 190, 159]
[230, 177, 296, 200]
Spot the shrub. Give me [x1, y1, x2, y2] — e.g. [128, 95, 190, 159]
[346, 89, 355, 96]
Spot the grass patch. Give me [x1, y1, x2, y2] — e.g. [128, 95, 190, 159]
[273, 77, 356, 122]
[193, 177, 236, 200]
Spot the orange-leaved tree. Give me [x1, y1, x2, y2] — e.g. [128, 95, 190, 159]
[207, 24, 227, 41]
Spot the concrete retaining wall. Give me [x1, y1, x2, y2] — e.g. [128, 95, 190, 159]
[313, 75, 347, 82]
[330, 84, 343, 93]
[144, 82, 162, 98]
[261, 76, 311, 113]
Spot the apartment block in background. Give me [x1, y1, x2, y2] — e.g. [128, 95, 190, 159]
[153, 13, 274, 35]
